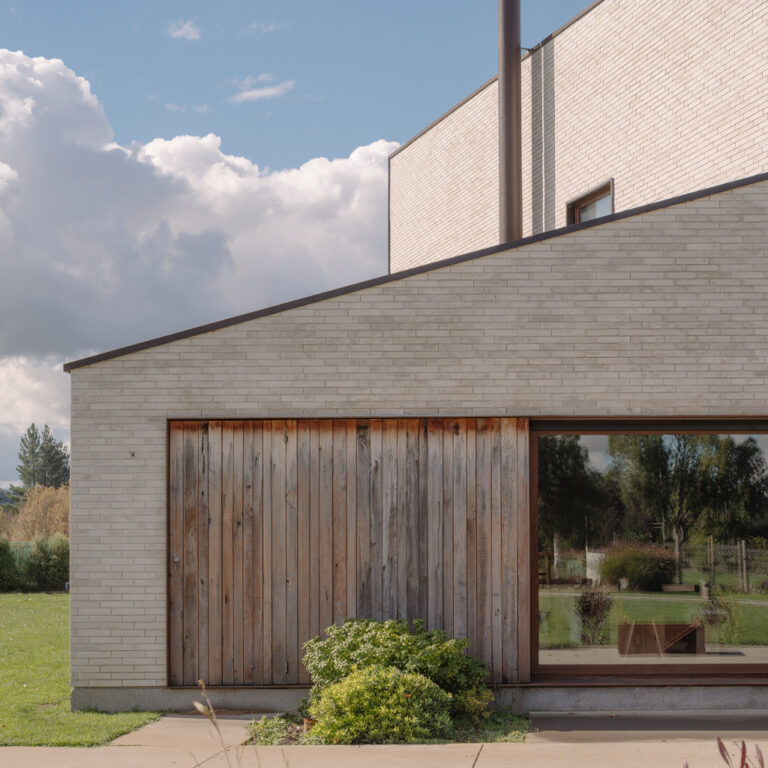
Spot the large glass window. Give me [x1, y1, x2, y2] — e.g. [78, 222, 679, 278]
[536, 428, 768, 673]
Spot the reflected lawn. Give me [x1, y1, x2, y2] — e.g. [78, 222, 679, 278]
[539, 590, 768, 649]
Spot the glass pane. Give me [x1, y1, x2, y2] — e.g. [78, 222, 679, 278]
[537, 433, 768, 668]
[578, 191, 612, 222]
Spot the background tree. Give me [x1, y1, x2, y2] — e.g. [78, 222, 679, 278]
[15, 423, 69, 490]
[538, 435, 607, 552]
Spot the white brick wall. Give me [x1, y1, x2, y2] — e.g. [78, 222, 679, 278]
[389, 0, 768, 271]
[71, 178, 768, 688]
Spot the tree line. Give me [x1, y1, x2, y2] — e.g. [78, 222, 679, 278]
[538, 434, 768, 562]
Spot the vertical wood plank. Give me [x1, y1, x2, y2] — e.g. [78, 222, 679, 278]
[476, 418, 492, 671]
[466, 419, 478, 658]
[242, 422, 255, 684]
[207, 422, 223, 685]
[405, 419, 420, 621]
[369, 419, 383, 621]
[332, 421, 347, 625]
[382, 419, 397, 619]
[197, 423, 209, 686]
[232, 423, 244, 684]
[297, 420, 311, 683]
[500, 418, 518, 683]
[396, 419, 408, 618]
[285, 420, 299, 682]
[442, 421, 454, 636]
[346, 420, 357, 620]
[182, 423, 199, 685]
[427, 420, 444, 630]
[417, 419, 429, 623]
[220, 422, 235, 685]
[453, 419, 468, 639]
[251, 422, 264, 684]
[261, 422, 273, 684]
[309, 421, 321, 640]
[271, 420, 287, 684]
[168, 423, 185, 686]
[318, 421, 334, 632]
[516, 419, 531, 683]
[490, 418, 503, 683]
[355, 422, 372, 618]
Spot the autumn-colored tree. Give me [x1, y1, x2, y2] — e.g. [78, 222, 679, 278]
[9, 484, 69, 541]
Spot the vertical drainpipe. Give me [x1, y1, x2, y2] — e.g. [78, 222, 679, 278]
[498, 0, 523, 243]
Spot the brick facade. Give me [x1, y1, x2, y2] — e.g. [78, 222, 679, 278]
[389, 0, 768, 271]
[70, 178, 768, 697]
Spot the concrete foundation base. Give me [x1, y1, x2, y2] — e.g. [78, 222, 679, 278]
[494, 684, 768, 714]
[73, 683, 768, 714]
[71, 686, 309, 713]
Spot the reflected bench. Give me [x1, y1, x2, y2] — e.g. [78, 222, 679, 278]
[618, 621, 705, 655]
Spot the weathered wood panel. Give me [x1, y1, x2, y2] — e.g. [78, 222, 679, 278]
[169, 417, 529, 686]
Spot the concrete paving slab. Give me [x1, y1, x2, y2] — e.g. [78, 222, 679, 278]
[109, 713, 258, 748]
[0, 745, 222, 768]
[218, 743, 484, 768]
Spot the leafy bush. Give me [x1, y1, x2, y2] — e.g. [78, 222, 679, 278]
[26, 536, 69, 591]
[248, 715, 295, 745]
[575, 590, 613, 645]
[302, 618, 487, 715]
[0, 536, 69, 592]
[308, 665, 452, 744]
[451, 687, 495, 726]
[599, 545, 676, 591]
[0, 536, 18, 590]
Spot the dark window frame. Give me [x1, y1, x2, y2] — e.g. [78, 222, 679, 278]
[566, 179, 615, 225]
[529, 418, 768, 681]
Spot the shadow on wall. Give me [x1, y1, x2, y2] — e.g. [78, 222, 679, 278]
[530, 40, 556, 235]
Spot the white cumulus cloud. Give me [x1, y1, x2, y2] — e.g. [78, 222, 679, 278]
[0, 49, 397, 482]
[169, 20, 201, 41]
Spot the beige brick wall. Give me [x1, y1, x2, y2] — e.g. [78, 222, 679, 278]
[389, 0, 768, 272]
[71, 178, 768, 688]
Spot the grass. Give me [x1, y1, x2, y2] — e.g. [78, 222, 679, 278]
[539, 589, 768, 649]
[248, 709, 529, 746]
[0, 592, 160, 746]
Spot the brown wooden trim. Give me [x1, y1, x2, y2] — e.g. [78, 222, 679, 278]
[65, 170, 768, 372]
[533, 418, 768, 434]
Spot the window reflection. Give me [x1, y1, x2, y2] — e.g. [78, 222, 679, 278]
[537, 434, 768, 667]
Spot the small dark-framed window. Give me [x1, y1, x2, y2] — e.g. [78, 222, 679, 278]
[567, 179, 614, 224]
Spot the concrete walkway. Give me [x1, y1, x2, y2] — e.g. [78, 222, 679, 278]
[2, 711, 768, 767]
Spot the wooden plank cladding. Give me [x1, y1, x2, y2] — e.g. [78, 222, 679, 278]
[168, 418, 529, 686]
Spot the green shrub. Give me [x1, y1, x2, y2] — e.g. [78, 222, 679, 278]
[0, 536, 18, 590]
[451, 687, 495, 726]
[308, 665, 452, 744]
[302, 618, 487, 715]
[23, 536, 69, 591]
[599, 545, 676, 591]
[248, 715, 292, 745]
[0, 537, 69, 592]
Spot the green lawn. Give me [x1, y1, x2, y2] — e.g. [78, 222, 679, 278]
[540, 590, 768, 649]
[0, 592, 159, 746]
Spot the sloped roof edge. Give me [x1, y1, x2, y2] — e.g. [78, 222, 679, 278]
[64, 170, 768, 372]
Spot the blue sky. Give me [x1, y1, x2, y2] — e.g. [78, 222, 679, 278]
[0, 0, 591, 485]
[3, 0, 590, 169]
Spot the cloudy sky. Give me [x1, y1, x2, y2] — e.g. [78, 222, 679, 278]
[0, 0, 590, 484]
